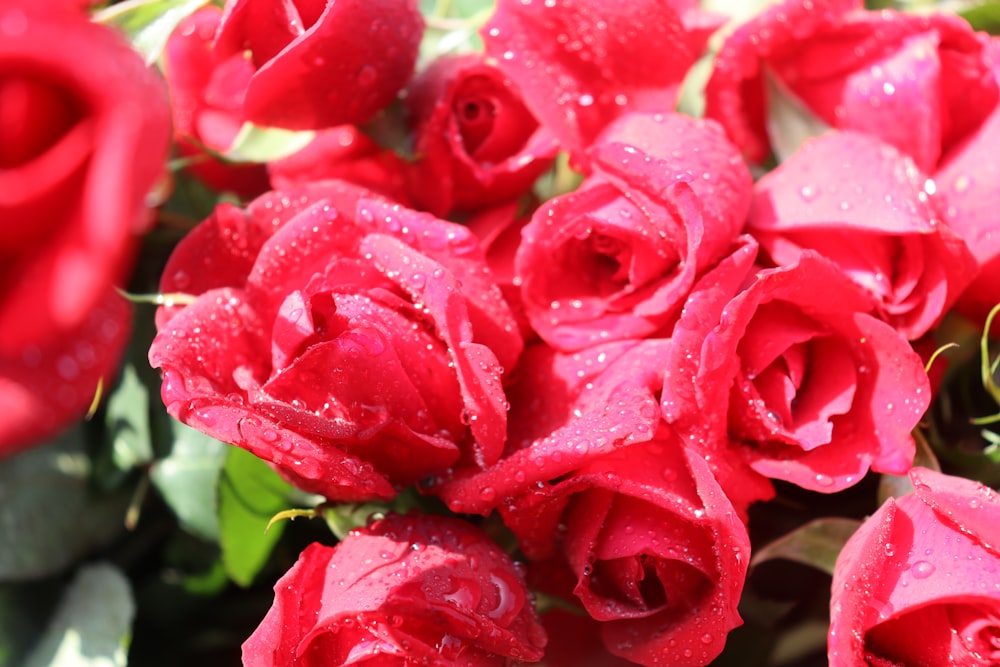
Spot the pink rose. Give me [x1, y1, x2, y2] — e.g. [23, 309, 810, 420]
[0, 1, 169, 453]
[436, 340, 753, 666]
[243, 513, 547, 666]
[515, 112, 751, 350]
[149, 181, 521, 500]
[214, 0, 424, 129]
[664, 242, 931, 492]
[705, 0, 998, 172]
[935, 38, 1000, 326]
[403, 53, 558, 216]
[482, 0, 721, 158]
[749, 131, 976, 339]
[829, 468, 1000, 666]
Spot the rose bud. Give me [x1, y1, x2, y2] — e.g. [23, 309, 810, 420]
[403, 53, 558, 217]
[935, 38, 1000, 327]
[515, 112, 751, 351]
[664, 244, 931, 493]
[749, 131, 977, 340]
[0, 1, 169, 453]
[214, 0, 424, 130]
[705, 0, 998, 173]
[148, 180, 522, 501]
[482, 0, 722, 160]
[829, 468, 1000, 666]
[243, 513, 547, 666]
[162, 5, 270, 198]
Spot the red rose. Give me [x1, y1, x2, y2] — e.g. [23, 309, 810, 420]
[664, 243, 931, 492]
[163, 6, 270, 198]
[829, 468, 1000, 666]
[242, 513, 547, 666]
[149, 181, 521, 500]
[515, 112, 751, 350]
[437, 340, 751, 666]
[0, 1, 169, 452]
[705, 0, 998, 172]
[268, 125, 411, 204]
[482, 0, 720, 159]
[404, 53, 558, 216]
[935, 38, 1000, 326]
[214, 0, 423, 130]
[749, 131, 977, 339]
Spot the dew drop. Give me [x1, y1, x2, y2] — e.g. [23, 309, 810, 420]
[911, 561, 935, 579]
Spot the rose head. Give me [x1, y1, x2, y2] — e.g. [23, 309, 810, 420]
[664, 242, 931, 493]
[163, 6, 270, 198]
[706, 0, 998, 172]
[935, 38, 1000, 327]
[214, 0, 424, 130]
[149, 181, 522, 500]
[268, 125, 411, 204]
[437, 340, 752, 666]
[516, 112, 751, 350]
[0, 1, 169, 452]
[242, 513, 547, 666]
[749, 131, 977, 339]
[829, 468, 1000, 666]
[404, 53, 558, 217]
[482, 0, 721, 159]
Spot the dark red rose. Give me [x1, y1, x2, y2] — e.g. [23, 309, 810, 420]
[268, 125, 411, 203]
[403, 53, 558, 216]
[749, 131, 976, 339]
[705, 0, 998, 172]
[829, 468, 1000, 666]
[214, 0, 423, 130]
[515, 112, 751, 350]
[664, 243, 930, 492]
[0, 1, 169, 453]
[163, 5, 270, 198]
[935, 38, 1000, 326]
[242, 513, 547, 666]
[482, 0, 721, 159]
[437, 340, 752, 666]
[149, 181, 522, 501]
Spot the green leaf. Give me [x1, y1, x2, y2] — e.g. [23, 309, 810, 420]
[105, 361, 154, 473]
[0, 579, 63, 667]
[21, 564, 134, 667]
[0, 429, 131, 581]
[150, 420, 229, 542]
[223, 123, 316, 163]
[750, 517, 862, 576]
[217, 447, 296, 587]
[960, 1, 1000, 35]
[94, 0, 211, 65]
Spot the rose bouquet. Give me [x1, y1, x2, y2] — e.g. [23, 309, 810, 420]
[2, 0, 1000, 666]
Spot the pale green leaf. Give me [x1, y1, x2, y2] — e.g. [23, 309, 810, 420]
[765, 68, 832, 163]
[223, 123, 316, 163]
[150, 420, 229, 542]
[21, 564, 134, 667]
[105, 361, 154, 473]
[0, 429, 131, 581]
[94, 0, 211, 65]
[750, 517, 862, 576]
